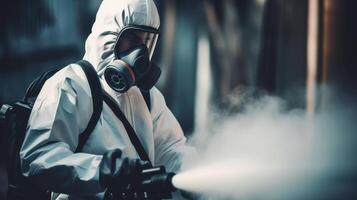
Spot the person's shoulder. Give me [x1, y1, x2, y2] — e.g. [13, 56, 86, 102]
[149, 87, 167, 117]
[150, 87, 166, 104]
[45, 63, 92, 96]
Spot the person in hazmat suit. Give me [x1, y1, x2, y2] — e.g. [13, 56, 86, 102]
[19, 0, 194, 199]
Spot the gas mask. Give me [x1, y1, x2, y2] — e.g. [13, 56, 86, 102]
[104, 26, 161, 93]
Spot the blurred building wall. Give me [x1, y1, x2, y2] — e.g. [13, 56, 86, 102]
[0, 0, 101, 105]
[258, 0, 308, 108]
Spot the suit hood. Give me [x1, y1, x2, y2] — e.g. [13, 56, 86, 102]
[83, 0, 160, 73]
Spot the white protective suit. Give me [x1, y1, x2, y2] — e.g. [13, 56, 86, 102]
[20, 0, 191, 199]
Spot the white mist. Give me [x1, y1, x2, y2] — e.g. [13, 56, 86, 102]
[175, 94, 354, 200]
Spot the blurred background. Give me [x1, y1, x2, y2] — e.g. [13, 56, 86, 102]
[1, 0, 357, 134]
[1, 0, 357, 198]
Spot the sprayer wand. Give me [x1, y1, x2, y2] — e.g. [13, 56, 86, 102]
[105, 166, 177, 200]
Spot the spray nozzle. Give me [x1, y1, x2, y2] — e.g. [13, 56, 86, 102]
[140, 166, 177, 199]
[105, 166, 177, 200]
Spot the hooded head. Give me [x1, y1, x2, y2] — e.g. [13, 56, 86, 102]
[83, 0, 160, 73]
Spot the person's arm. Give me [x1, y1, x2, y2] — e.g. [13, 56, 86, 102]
[151, 88, 195, 173]
[20, 65, 104, 195]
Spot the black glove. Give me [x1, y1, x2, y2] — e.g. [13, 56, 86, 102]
[99, 149, 150, 197]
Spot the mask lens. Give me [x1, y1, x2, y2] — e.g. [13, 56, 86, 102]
[116, 28, 159, 59]
[143, 32, 158, 58]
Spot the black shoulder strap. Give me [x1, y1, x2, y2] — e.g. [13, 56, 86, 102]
[103, 93, 152, 166]
[140, 89, 151, 111]
[23, 69, 59, 104]
[75, 60, 103, 153]
[74, 60, 151, 164]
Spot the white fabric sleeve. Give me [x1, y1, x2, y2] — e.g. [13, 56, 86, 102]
[19, 65, 104, 195]
[151, 88, 195, 173]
